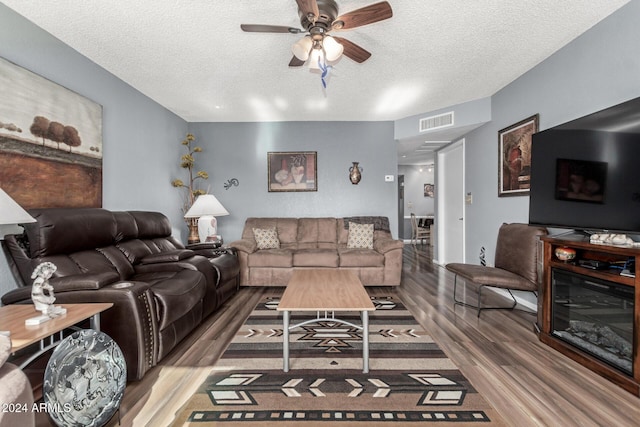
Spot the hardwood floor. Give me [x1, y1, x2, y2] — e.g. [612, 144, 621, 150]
[37, 245, 640, 426]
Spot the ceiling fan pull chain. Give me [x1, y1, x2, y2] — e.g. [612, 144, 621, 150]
[318, 57, 332, 89]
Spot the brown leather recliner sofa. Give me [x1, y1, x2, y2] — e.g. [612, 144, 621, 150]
[230, 216, 403, 286]
[1, 208, 239, 380]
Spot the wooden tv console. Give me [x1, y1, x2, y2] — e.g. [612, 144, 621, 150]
[537, 234, 640, 395]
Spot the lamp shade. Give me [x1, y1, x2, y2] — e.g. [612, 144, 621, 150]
[184, 194, 229, 218]
[292, 36, 313, 61]
[0, 188, 36, 225]
[308, 48, 325, 70]
[323, 36, 344, 62]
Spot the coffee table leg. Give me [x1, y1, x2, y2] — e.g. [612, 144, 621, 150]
[283, 310, 290, 372]
[362, 310, 369, 373]
[90, 313, 101, 331]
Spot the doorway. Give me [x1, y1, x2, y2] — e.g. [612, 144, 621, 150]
[398, 175, 404, 239]
[436, 139, 465, 265]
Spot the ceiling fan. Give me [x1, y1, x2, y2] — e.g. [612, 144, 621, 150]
[240, 0, 393, 67]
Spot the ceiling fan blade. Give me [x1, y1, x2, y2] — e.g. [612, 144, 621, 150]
[333, 1, 393, 30]
[241, 24, 302, 34]
[295, 0, 319, 19]
[333, 37, 371, 63]
[289, 56, 306, 67]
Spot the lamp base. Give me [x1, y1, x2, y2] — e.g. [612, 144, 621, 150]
[187, 218, 199, 244]
[197, 215, 218, 243]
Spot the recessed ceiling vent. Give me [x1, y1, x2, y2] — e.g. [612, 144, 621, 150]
[419, 111, 454, 132]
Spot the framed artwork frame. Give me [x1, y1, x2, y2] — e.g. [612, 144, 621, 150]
[0, 56, 103, 209]
[424, 184, 434, 197]
[498, 114, 539, 197]
[267, 151, 317, 192]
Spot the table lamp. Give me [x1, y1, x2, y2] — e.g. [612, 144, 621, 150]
[0, 188, 36, 238]
[184, 194, 229, 243]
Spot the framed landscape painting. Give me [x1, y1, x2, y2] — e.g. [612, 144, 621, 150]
[498, 114, 538, 197]
[0, 56, 103, 209]
[267, 151, 317, 192]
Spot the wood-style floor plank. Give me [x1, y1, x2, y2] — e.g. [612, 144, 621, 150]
[34, 245, 640, 426]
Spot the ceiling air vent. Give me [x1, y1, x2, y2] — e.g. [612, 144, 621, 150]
[419, 111, 454, 132]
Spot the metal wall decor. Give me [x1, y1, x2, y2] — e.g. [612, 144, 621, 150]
[224, 178, 239, 190]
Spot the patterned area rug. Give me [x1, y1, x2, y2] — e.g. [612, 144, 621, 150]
[172, 296, 505, 426]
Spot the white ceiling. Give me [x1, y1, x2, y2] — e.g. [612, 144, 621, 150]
[2, 0, 629, 163]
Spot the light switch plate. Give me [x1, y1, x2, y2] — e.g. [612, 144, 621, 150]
[385, 175, 394, 182]
[465, 192, 473, 204]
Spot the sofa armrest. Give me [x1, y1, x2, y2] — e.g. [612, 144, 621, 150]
[1, 286, 33, 305]
[139, 249, 195, 264]
[229, 239, 257, 254]
[374, 238, 404, 254]
[33, 281, 156, 381]
[50, 271, 121, 292]
[1, 271, 121, 305]
[186, 242, 221, 251]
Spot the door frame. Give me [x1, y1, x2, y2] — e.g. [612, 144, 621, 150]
[436, 139, 465, 265]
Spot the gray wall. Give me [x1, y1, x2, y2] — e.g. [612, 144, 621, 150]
[0, 4, 188, 296]
[3, 0, 640, 298]
[464, 0, 640, 266]
[187, 121, 398, 242]
[394, 97, 491, 141]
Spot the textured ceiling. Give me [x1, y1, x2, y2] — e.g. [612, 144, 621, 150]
[3, 0, 628, 126]
[2, 0, 629, 166]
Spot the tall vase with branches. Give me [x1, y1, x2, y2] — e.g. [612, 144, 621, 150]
[171, 133, 209, 241]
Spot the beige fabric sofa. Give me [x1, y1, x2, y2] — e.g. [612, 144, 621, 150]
[230, 217, 403, 286]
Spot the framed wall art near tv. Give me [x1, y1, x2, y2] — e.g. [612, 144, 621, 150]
[267, 151, 317, 192]
[498, 114, 538, 197]
[0, 56, 103, 209]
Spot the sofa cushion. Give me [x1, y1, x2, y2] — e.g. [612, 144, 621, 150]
[347, 222, 374, 249]
[339, 248, 385, 267]
[293, 249, 339, 267]
[248, 249, 293, 267]
[25, 208, 116, 257]
[129, 211, 172, 238]
[253, 227, 280, 249]
[297, 218, 338, 246]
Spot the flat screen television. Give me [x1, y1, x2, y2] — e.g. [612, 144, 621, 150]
[529, 96, 640, 234]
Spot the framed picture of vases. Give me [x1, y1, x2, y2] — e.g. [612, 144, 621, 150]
[498, 114, 539, 197]
[267, 151, 317, 192]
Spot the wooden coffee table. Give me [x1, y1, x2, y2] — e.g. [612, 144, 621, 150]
[277, 269, 375, 373]
[0, 303, 113, 368]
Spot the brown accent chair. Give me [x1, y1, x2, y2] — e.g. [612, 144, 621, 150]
[445, 223, 547, 317]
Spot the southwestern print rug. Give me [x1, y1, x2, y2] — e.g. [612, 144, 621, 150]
[172, 296, 505, 426]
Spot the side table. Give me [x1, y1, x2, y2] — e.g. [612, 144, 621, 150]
[0, 303, 113, 368]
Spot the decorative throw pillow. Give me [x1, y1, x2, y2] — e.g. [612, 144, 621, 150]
[253, 227, 280, 249]
[347, 222, 374, 249]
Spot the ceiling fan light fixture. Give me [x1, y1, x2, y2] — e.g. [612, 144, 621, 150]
[308, 47, 325, 69]
[292, 36, 313, 61]
[323, 35, 344, 61]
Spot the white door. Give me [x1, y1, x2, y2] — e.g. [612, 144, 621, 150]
[437, 139, 465, 265]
